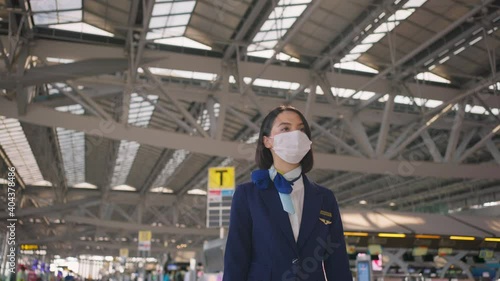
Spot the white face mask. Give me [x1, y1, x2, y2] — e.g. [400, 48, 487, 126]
[271, 130, 312, 164]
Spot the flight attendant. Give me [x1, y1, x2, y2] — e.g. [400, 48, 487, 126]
[223, 105, 352, 281]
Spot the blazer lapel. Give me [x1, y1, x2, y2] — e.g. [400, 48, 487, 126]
[258, 183, 298, 255]
[296, 175, 323, 250]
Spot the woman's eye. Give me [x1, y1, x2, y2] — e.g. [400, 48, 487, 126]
[281, 127, 290, 132]
[299, 128, 305, 132]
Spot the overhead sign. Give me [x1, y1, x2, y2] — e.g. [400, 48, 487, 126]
[207, 167, 235, 228]
[412, 246, 428, 256]
[20, 244, 39, 251]
[138, 231, 152, 251]
[438, 247, 453, 256]
[368, 244, 382, 255]
[208, 167, 235, 189]
[119, 248, 129, 258]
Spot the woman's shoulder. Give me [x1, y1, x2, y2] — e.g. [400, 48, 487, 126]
[235, 181, 255, 192]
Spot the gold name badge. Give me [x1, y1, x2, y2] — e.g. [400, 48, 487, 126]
[320, 210, 332, 217]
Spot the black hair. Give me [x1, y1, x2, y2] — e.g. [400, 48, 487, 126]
[255, 105, 314, 173]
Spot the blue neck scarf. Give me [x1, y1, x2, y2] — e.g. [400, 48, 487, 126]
[251, 166, 302, 214]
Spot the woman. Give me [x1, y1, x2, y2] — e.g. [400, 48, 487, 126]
[223, 105, 352, 281]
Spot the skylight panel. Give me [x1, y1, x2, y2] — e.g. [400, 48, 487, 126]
[337, 1, 425, 73]
[187, 188, 207, 195]
[30, 0, 57, 11]
[249, 50, 299, 62]
[152, 2, 173, 16]
[350, 44, 373, 54]
[354, 91, 376, 100]
[361, 33, 385, 44]
[0, 116, 44, 185]
[373, 21, 398, 33]
[403, 0, 427, 8]
[56, 104, 84, 115]
[331, 87, 356, 98]
[394, 95, 412, 105]
[415, 72, 451, 84]
[112, 184, 137, 191]
[247, 1, 311, 60]
[147, 67, 217, 81]
[33, 180, 53, 186]
[251, 78, 300, 90]
[378, 94, 389, 102]
[148, 0, 199, 48]
[31, 0, 82, 25]
[151, 187, 174, 193]
[154, 37, 211, 50]
[56, 128, 85, 186]
[270, 5, 308, 19]
[151, 149, 189, 189]
[110, 93, 157, 188]
[333, 61, 379, 73]
[466, 105, 486, 115]
[303, 85, 324, 95]
[46, 57, 75, 64]
[171, 1, 196, 14]
[110, 141, 140, 188]
[260, 18, 296, 31]
[55, 104, 85, 187]
[48, 22, 114, 37]
[340, 53, 361, 62]
[424, 99, 443, 108]
[73, 182, 97, 189]
[469, 36, 483, 46]
[387, 9, 414, 21]
[167, 14, 191, 26]
[128, 93, 158, 128]
[489, 82, 500, 90]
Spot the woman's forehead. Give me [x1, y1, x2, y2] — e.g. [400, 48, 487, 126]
[273, 111, 302, 125]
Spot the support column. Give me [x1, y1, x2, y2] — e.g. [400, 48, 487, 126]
[382, 248, 409, 276]
[439, 250, 473, 279]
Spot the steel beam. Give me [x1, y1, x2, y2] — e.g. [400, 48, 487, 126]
[397, 8, 500, 80]
[420, 130, 443, 163]
[343, 117, 375, 158]
[458, 126, 500, 163]
[312, 0, 403, 70]
[206, 97, 217, 138]
[2, 100, 500, 179]
[342, 0, 494, 109]
[0, 197, 100, 219]
[453, 128, 478, 162]
[0, 58, 130, 89]
[375, 94, 395, 157]
[385, 73, 500, 159]
[144, 68, 210, 137]
[304, 83, 317, 121]
[310, 121, 365, 158]
[23, 38, 495, 108]
[138, 149, 174, 194]
[444, 102, 465, 162]
[67, 77, 492, 131]
[484, 139, 500, 164]
[226, 106, 260, 132]
[222, 0, 272, 61]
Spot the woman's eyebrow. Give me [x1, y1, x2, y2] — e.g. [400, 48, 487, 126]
[277, 122, 291, 127]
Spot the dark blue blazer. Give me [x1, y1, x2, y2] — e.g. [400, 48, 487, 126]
[223, 175, 352, 281]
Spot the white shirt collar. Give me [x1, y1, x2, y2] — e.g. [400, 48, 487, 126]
[269, 165, 302, 181]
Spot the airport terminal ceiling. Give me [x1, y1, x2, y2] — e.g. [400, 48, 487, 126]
[0, 0, 499, 257]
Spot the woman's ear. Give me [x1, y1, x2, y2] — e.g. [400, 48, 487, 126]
[263, 136, 273, 149]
